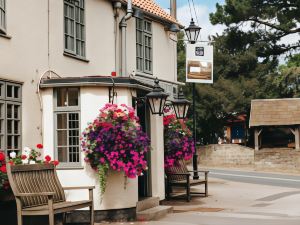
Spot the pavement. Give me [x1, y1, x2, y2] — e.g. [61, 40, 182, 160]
[97, 169, 300, 225]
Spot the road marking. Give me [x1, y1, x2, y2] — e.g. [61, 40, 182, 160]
[210, 172, 300, 183]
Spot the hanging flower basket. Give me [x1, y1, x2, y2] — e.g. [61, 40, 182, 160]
[164, 114, 195, 167]
[81, 103, 151, 197]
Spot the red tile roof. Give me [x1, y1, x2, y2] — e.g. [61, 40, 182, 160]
[129, 0, 179, 24]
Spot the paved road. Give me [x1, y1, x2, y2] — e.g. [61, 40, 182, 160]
[208, 168, 300, 189]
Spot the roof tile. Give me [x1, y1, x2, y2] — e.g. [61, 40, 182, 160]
[250, 98, 300, 127]
[130, 0, 179, 24]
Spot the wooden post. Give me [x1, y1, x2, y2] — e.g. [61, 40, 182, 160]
[254, 128, 262, 151]
[290, 127, 300, 150]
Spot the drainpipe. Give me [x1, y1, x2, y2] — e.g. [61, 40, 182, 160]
[170, 0, 177, 19]
[120, 0, 133, 77]
[113, 1, 122, 75]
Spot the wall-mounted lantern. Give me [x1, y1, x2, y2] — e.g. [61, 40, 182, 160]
[171, 88, 191, 119]
[184, 18, 201, 44]
[146, 78, 169, 116]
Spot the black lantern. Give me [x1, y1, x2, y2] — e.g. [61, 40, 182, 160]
[184, 18, 201, 44]
[171, 88, 191, 119]
[146, 78, 169, 116]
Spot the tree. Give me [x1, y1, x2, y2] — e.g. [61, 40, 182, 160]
[271, 53, 300, 97]
[177, 1, 300, 144]
[210, 0, 300, 60]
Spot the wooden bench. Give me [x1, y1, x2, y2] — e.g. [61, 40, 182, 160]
[165, 159, 209, 202]
[7, 163, 95, 225]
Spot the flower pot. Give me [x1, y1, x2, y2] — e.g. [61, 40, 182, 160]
[96, 169, 138, 210]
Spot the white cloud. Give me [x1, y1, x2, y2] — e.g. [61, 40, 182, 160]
[176, 4, 225, 40]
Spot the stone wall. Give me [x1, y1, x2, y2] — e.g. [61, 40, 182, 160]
[255, 148, 300, 172]
[196, 144, 300, 173]
[197, 144, 254, 166]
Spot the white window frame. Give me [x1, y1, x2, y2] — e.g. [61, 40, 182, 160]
[63, 0, 86, 58]
[54, 87, 81, 168]
[136, 18, 153, 74]
[0, 0, 6, 34]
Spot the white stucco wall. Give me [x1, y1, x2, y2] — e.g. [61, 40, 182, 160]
[42, 87, 138, 210]
[1, 0, 178, 210]
[150, 114, 165, 200]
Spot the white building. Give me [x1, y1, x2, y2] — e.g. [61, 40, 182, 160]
[0, 0, 182, 221]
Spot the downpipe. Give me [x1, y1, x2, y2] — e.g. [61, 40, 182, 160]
[120, 0, 133, 77]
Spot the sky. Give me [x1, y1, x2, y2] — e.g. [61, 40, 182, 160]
[155, 0, 225, 40]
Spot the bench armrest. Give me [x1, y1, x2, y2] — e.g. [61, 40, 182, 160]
[16, 192, 55, 197]
[188, 170, 209, 174]
[63, 186, 95, 201]
[166, 172, 190, 176]
[63, 186, 95, 190]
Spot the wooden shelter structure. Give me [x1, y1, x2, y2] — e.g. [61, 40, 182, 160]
[249, 98, 300, 150]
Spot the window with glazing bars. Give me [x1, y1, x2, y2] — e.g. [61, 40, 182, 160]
[54, 87, 80, 167]
[0, 81, 22, 157]
[0, 0, 6, 34]
[64, 0, 85, 57]
[136, 18, 152, 74]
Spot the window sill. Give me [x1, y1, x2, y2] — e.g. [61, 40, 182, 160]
[135, 72, 155, 79]
[0, 33, 12, 39]
[64, 52, 89, 63]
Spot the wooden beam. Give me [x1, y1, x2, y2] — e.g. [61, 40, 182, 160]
[254, 128, 262, 151]
[295, 127, 300, 150]
[289, 128, 296, 135]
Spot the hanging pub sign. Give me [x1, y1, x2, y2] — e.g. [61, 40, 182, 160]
[186, 43, 213, 84]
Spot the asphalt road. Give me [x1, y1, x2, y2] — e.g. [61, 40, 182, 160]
[208, 168, 300, 189]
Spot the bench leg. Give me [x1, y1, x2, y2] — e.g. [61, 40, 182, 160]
[90, 205, 94, 225]
[166, 184, 171, 200]
[62, 213, 67, 224]
[17, 213, 22, 225]
[205, 181, 208, 197]
[48, 197, 54, 225]
[186, 184, 191, 202]
[49, 212, 55, 225]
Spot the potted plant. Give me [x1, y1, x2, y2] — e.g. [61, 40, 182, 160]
[0, 151, 12, 201]
[81, 103, 151, 197]
[163, 114, 194, 167]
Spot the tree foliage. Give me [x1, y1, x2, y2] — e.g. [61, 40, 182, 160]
[210, 0, 300, 59]
[178, 0, 300, 144]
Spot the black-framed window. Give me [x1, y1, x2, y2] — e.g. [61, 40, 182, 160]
[54, 87, 81, 167]
[64, 0, 86, 58]
[0, 0, 6, 34]
[0, 81, 22, 157]
[136, 18, 152, 74]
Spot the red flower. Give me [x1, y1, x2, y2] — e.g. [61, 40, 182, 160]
[45, 155, 51, 162]
[52, 160, 59, 166]
[21, 155, 27, 160]
[0, 165, 6, 173]
[0, 152, 5, 161]
[36, 144, 43, 149]
[8, 161, 14, 165]
[129, 111, 135, 119]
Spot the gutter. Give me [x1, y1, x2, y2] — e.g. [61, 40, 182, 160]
[39, 77, 154, 91]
